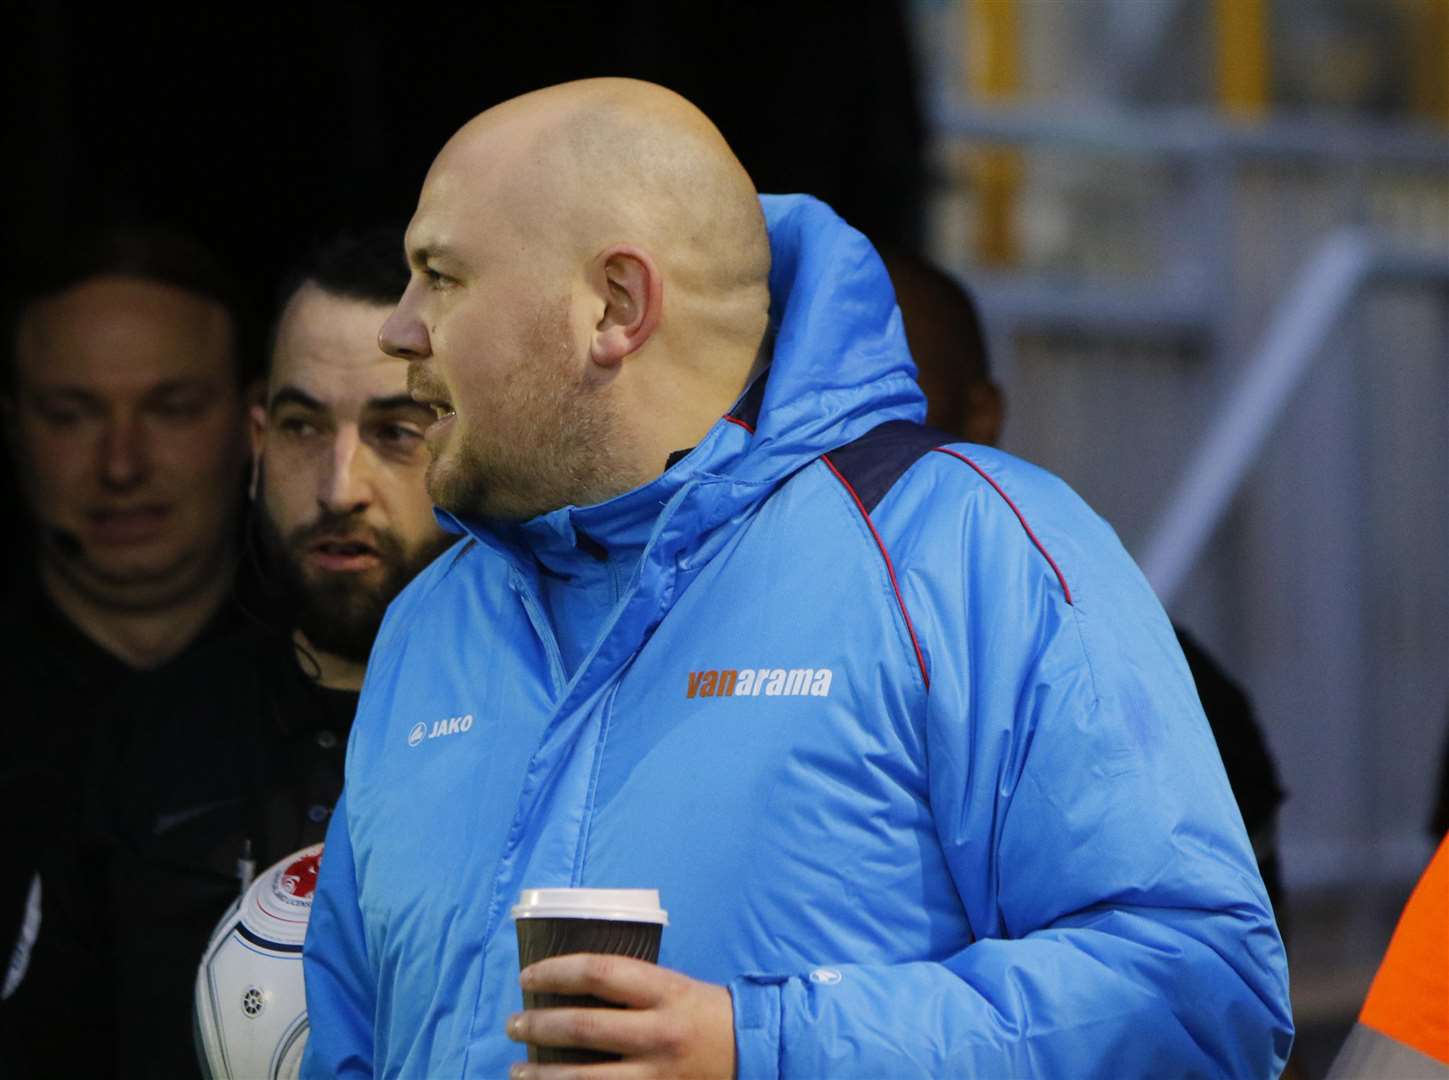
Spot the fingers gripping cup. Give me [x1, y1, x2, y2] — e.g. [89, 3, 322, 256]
[511, 888, 669, 1065]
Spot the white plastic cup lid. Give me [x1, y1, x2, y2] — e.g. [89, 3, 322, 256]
[511, 888, 669, 925]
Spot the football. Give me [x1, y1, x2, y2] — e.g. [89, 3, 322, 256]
[194, 843, 323, 1080]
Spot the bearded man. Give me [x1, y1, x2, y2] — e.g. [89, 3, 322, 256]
[93, 227, 452, 1077]
[305, 81, 1293, 1079]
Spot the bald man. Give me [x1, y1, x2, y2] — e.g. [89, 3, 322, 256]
[303, 80, 1292, 1079]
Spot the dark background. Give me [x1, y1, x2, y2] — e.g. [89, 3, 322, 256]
[4, 0, 925, 578]
[6, 1, 926, 314]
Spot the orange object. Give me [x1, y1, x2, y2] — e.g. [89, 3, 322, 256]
[1408, 0, 1449, 129]
[1213, 0, 1270, 121]
[964, 0, 1022, 267]
[1359, 835, 1449, 1065]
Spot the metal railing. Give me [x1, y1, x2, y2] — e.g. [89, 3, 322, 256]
[928, 98, 1449, 894]
[932, 101, 1449, 166]
[1139, 229, 1449, 602]
[930, 99, 1449, 590]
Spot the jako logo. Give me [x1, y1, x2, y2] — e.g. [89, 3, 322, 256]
[408, 714, 474, 747]
[687, 668, 833, 699]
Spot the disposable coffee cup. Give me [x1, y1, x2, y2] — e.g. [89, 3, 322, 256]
[512, 888, 669, 1065]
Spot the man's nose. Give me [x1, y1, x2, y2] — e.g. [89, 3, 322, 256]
[379, 293, 431, 360]
[99, 416, 149, 490]
[319, 427, 373, 513]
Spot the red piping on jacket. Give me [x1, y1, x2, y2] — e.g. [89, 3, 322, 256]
[820, 454, 932, 691]
[723, 415, 756, 434]
[933, 446, 1074, 605]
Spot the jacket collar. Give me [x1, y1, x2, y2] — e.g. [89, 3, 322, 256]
[434, 194, 926, 574]
[433, 382, 755, 578]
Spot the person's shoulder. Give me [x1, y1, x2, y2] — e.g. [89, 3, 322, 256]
[398, 535, 480, 605]
[908, 441, 1103, 524]
[872, 439, 1111, 551]
[0, 577, 140, 765]
[869, 438, 1148, 612]
[373, 535, 484, 639]
[0, 572, 119, 680]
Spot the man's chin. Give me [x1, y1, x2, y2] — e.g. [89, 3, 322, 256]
[295, 588, 389, 665]
[428, 448, 586, 524]
[49, 541, 208, 595]
[298, 568, 390, 607]
[82, 559, 189, 589]
[425, 458, 483, 520]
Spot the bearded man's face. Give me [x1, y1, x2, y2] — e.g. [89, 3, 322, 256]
[253, 287, 453, 661]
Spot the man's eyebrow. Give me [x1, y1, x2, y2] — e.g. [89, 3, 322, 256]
[26, 386, 103, 403]
[409, 242, 459, 268]
[366, 394, 430, 412]
[268, 386, 325, 412]
[144, 378, 213, 396]
[25, 379, 212, 406]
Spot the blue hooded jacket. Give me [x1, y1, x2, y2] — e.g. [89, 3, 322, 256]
[302, 195, 1293, 1078]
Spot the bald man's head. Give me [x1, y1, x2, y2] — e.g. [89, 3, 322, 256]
[431, 80, 769, 293]
[379, 79, 774, 522]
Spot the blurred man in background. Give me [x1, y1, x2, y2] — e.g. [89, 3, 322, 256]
[880, 252, 1004, 444]
[0, 229, 253, 1073]
[92, 227, 453, 1077]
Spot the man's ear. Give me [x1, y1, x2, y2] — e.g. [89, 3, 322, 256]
[248, 403, 267, 501]
[589, 245, 662, 369]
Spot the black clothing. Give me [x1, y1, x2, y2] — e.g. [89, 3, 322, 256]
[1431, 702, 1449, 840]
[9, 2, 924, 312]
[94, 625, 357, 1080]
[1176, 626, 1288, 911]
[0, 569, 239, 1079]
[0, 572, 130, 993]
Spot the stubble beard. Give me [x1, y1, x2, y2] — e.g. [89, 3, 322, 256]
[259, 504, 451, 664]
[427, 296, 636, 523]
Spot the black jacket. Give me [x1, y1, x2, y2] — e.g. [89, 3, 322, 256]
[0, 570, 241, 1079]
[93, 625, 358, 1079]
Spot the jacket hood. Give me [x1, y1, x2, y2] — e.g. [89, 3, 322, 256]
[732, 194, 925, 484]
[438, 194, 925, 560]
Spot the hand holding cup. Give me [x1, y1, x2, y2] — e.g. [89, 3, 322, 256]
[508, 889, 734, 1078]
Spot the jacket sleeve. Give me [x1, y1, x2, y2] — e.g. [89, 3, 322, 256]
[730, 455, 1294, 1078]
[301, 788, 375, 1079]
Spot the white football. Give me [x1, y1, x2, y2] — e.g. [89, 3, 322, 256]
[194, 843, 323, 1080]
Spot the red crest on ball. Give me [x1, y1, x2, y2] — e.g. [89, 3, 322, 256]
[278, 851, 322, 900]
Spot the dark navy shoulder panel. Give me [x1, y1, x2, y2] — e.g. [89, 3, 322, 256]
[817, 419, 953, 692]
[821, 419, 956, 513]
[725, 373, 768, 432]
[820, 420, 1075, 616]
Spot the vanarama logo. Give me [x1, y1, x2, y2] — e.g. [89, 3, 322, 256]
[686, 667, 833, 699]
